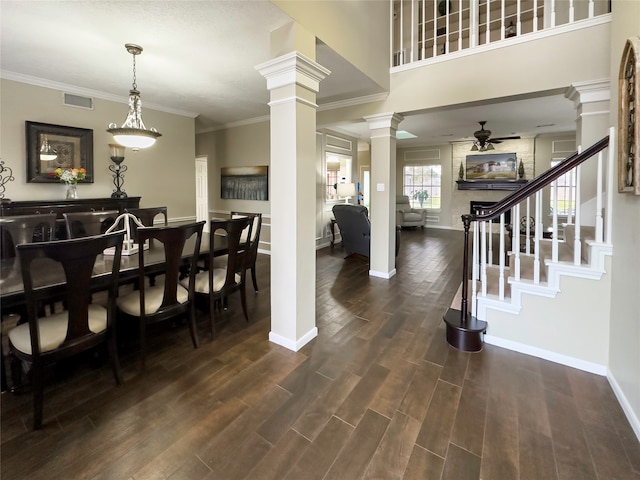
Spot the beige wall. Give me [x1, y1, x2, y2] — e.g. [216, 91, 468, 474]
[608, 0, 640, 437]
[273, 0, 390, 91]
[0, 79, 196, 220]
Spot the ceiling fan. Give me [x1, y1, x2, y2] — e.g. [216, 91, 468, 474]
[470, 121, 520, 151]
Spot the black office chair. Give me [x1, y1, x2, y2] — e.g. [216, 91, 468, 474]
[116, 221, 205, 369]
[8, 231, 125, 429]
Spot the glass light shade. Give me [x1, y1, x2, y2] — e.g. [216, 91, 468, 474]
[39, 136, 57, 161]
[109, 143, 126, 158]
[107, 90, 161, 150]
[336, 182, 357, 199]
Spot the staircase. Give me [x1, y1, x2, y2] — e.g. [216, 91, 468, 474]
[445, 129, 615, 373]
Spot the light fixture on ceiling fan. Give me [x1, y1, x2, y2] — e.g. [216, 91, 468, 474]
[470, 121, 520, 151]
[107, 43, 162, 151]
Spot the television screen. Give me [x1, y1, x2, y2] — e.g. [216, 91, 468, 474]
[466, 153, 517, 180]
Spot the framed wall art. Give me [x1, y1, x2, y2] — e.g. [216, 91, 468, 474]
[26, 121, 94, 183]
[221, 166, 268, 200]
[465, 153, 517, 180]
[618, 36, 640, 195]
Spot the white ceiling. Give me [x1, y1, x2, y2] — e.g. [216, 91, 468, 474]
[0, 1, 577, 146]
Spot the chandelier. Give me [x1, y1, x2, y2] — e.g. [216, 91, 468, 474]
[107, 44, 161, 151]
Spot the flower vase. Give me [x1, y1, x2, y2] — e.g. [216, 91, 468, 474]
[65, 183, 78, 200]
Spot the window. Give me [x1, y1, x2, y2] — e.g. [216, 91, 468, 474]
[550, 159, 576, 216]
[403, 164, 441, 209]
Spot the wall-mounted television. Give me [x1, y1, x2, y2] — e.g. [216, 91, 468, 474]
[466, 153, 517, 180]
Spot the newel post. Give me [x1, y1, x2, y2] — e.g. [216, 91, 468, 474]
[442, 214, 487, 352]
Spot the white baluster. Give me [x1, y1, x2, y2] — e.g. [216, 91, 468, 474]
[567, 160, 574, 224]
[485, 0, 490, 44]
[606, 126, 615, 244]
[445, 0, 450, 54]
[534, 191, 541, 284]
[525, 197, 531, 255]
[574, 164, 582, 265]
[552, 180, 558, 263]
[569, 0, 575, 23]
[472, 220, 478, 317]
[514, 203, 521, 280]
[488, 220, 493, 266]
[501, 0, 506, 40]
[433, 0, 438, 57]
[596, 151, 604, 243]
[481, 220, 487, 297]
[516, 0, 522, 35]
[499, 213, 505, 300]
[588, 0, 594, 19]
[457, 0, 463, 51]
[421, 0, 426, 60]
[470, 0, 478, 48]
[410, 0, 416, 62]
[533, 0, 538, 32]
[551, 0, 556, 27]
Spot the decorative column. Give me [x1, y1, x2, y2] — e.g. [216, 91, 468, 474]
[364, 113, 403, 279]
[256, 52, 330, 351]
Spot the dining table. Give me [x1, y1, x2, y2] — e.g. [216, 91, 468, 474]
[0, 232, 220, 312]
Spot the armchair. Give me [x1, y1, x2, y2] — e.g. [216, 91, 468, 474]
[331, 204, 371, 258]
[396, 195, 427, 229]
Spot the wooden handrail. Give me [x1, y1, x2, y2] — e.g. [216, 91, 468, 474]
[472, 135, 610, 222]
[445, 134, 611, 352]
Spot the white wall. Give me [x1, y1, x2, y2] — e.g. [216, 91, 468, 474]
[0, 79, 196, 220]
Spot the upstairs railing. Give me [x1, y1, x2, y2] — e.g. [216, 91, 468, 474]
[392, 0, 611, 67]
[444, 127, 614, 352]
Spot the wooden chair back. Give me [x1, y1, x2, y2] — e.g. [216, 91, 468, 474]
[63, 210, 120, 238]
[126, 207, 168, 244]
[14, 231, 125, 428]
[134, 221, 205, 322]
[230, 211, 262, 291]
[0, 214, 57, 258]
[210, 216, 253, 295]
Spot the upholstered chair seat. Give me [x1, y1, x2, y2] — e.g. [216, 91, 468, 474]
[8, 304, 108, 355]
[117, 277, 189, 316]
[184, 269, 242, 294]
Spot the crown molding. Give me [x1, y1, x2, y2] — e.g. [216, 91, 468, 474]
[1, 70, 199, 118]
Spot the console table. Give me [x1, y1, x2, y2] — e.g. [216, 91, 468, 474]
[0, 197, 140, 239]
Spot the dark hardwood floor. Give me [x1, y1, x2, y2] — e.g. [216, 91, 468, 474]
[2, 228, 639, 479]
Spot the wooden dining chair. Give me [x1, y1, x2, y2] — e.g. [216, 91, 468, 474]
[230, 211, 262, 292]
[0, 213, 57, 258]
[63, 210, 120, 238]
[186, 216, 253, 336]
[126, 207, 168, 228]
[8, 231, 125, 429]
[116, 221, 205, 369]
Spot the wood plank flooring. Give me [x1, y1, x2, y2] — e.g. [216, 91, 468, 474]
[2, 228, 640, 479]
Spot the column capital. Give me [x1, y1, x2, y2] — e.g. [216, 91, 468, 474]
[364, 112, 404, 131]
[565, 79, 610, 107]
[256, 51, 330, 93]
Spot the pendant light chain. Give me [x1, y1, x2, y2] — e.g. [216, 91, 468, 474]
[131, 52, 137, 91]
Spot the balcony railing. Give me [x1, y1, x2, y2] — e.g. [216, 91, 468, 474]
[392, 0, 611, 67]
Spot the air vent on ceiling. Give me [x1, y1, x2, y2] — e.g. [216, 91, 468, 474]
[63, 93, 94, 110]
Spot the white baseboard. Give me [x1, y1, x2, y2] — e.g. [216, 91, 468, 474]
[484, 334, 607, 375]
[369, 268, 396, 279]
[269, 327, 318, 352]
[607, 370, 640, 442]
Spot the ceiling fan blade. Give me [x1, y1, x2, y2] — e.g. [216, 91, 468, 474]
[490, 136, 521, 142]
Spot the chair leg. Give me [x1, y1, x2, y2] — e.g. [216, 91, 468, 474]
[108, 330, 123, 385]
[9, 350, 23, 393]
[31, 363, 44, 430]
[209, 295, 217, 338]
[188, 306, 199, 349]
[139, 317, 147, 370]
[250, 266, 259, 292]
[240, 283, 250, 322]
